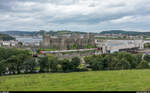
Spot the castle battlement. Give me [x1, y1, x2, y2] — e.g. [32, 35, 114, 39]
[41, 33, 96, 50]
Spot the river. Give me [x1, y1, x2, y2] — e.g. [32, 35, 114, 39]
[15, 36, 42, 43]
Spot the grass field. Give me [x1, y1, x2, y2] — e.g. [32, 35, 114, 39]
[0, 69, 150, 91]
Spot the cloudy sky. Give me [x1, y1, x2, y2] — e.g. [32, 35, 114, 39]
[0, 0, 150, 32]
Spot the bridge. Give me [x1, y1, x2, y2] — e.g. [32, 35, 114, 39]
[95, 40, 146, 54]
[37, 39, 150, 59]
[40, 48, 97, 54]
[39, 48, 100, 62]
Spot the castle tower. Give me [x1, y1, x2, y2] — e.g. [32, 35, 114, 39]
[42, 34, 51, 48]
[83, 33, 90, 39]
[58, 36, 67, 50]
[71, 33, 80, 41]
[89, 34, 95, 46]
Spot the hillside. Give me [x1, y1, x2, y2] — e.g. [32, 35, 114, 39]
[1, 30, 150, 37]
[0, 30, 87, 36]
[0, 31, 35, 36]
[100, 30, 150, 36]
[47, 30, 87, 36]
[0, 69, 150, 91]
[0, 34, 15, 41]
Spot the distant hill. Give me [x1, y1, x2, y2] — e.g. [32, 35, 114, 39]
[0, 30, 87, 36]
[100, 30, 150, 36]
[0, 34, 15, 41]
[47, 30, 87, 36]
[2, 30, 149, 37]
[0, 31, 35, 36]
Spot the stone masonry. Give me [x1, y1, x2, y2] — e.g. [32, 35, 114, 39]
[41, 33, 96, 50]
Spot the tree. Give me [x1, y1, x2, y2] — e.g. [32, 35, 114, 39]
[92, 60, 104, 70]
[108, 57, 119, 70]
[144, 43, 150, 48]
[6, 55, 18, 74]
[72, 44, 78, 49]
[84, 55, 95, 66]
[16, 54, 29, 74]
[115, 58, 131, 70]
[103, 55, 112, 70]
[136, 60, 149, 69]
[144, 54, 150, 63]
[67, 45, 71, 50]
[39, 56, 48, 72]
[48, 56, 58, 72]
[91, 56, 104, 70]
[135, 53, 142, 65]
[59, 59, 72, 72]
[0, 48, 31, 75]
[0, 60, 6, 76]
[18, 42, 23, 48]
[71, 57, 81, 71]
[23, 57, 37, 73]
[111, 52, 136, 69]
[122, 52, 136, 69]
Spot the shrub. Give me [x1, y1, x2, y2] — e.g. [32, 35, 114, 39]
[136, 60, 149, 69]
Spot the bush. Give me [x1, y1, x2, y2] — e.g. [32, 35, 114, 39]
[144, 54, 150, 62]
[39, 56, 48, 72]
[59, 59, 72, 72]
[115, 58, 131, 70]
[70, 57, 81, 71]
[77, 64, 88, 71]
[0, 60, 6, 76]
[136, 60, 149, 69]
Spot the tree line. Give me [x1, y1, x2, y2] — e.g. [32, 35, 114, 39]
[84, 52, 150, 70]
[0, 47, 150, 76]
[0, 48, 82, 76]
[144, 43, 150, 48]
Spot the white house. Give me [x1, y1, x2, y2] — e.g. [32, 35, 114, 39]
[3, 41, 11, 46]
[34, 42, 40, 46]
[10, 41, 18, 47]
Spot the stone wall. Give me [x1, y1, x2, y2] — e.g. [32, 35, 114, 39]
[50, 50, 97, 60]
[41, 33, 96, 50]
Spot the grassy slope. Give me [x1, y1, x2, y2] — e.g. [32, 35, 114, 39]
[0, 69, 150, 91]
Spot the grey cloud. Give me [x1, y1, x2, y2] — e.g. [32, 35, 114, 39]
[0, 0, 150, 32]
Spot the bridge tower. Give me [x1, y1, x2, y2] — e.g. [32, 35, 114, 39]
[95, 39, 108, 54]
[139, 40, 144, 49]
[138, 36, 144, 49]
[102, 45, 107, 54]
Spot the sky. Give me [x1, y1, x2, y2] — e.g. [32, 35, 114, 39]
[0, 0, 150, 32]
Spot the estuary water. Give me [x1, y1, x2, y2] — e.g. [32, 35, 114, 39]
[16, 37, 42, 43]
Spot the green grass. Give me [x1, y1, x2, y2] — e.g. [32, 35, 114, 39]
[40, 48, 58, 51]
[0, 69, 150, 91]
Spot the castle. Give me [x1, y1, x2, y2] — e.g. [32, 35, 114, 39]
[41, 33, 96, 50]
